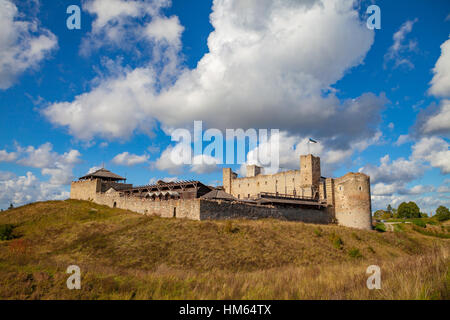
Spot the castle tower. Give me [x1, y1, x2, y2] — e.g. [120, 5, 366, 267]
[300, 154, 321, 198]
[246, 164, 262, 177]
[223, 168, 233, 194]
[333, 173, 372, 230]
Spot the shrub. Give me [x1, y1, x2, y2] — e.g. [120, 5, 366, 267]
[367, 246, 375, 253]
[329, 233, 344, 249]
[435, 206, 450, 222]
[0, 224, 15, 241]
[313, 228, 322, 237]
[348, 248, 362, 259]
[375, 223, 386, 232]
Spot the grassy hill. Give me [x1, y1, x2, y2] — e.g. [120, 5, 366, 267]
[0, 200, 449, 299]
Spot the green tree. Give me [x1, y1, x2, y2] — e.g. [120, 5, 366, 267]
[381, 211, 393, 220]
[8, 203, 13, 210]
[387, 204, 392, 213]
[392, 208, 398, 218]
[373, 210, 385, 219]
[435, 206, 450, 222]
[397, 202, 420, 219]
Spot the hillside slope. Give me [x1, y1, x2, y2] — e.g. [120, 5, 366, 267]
[0, 200, 449, 299]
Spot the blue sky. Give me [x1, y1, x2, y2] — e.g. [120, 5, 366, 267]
[0, 0, 449, 213]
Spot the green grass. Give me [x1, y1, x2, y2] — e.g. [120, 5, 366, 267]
[0, 200, 448, 300]
[375, 223, 386, 232]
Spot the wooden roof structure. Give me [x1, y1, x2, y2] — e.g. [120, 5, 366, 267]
[79, 168, 126, 182]
[201, 189, 237, 201]
[121, 180, 213, 197]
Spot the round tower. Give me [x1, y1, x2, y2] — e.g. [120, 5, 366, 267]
[333, 173, 372, 230]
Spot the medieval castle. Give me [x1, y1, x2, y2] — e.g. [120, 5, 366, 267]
[70, 154, 373, 230]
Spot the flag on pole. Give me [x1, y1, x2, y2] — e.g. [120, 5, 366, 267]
[309, 138, 318, 143]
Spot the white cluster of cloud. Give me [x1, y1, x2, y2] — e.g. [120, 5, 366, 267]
[0, 143, 81, 208]
[361, 134, 450, 212]
[0, 171, 69, 210]
[0, 149, 17, 162]
[112, 151, 149, 166]
[412, 136, 450, 174]
[0, 0, 58, 89]
[154, 143, 220, 175]
[429, 37, 450, 98]
[384, 18, 418, 69]
[44, 0, 385, 156]
[360, 154, 425, 186]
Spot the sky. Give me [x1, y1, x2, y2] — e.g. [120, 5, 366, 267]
[0, 0, 449, 214]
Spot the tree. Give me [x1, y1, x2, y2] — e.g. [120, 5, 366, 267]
[392, 208, 398, 218]
[381, 211, 393, 220]
[420, 212, 429, 218]
[387, 204, 392, 213]
[8, 203, 14, 210]
[397, 201, 420, 219]
[435, 206, 450, 222]
[374, 210, 385, 219]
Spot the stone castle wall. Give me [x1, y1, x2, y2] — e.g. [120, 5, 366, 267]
[93, 190, 201, 220]
[224, 168, 302, 199]
[332, 173, 372, 230]
[70, 180, 101, 201]
[70, 180, 333, 224]
[200, 200, 331, 223]
[223, 155, 322, 200]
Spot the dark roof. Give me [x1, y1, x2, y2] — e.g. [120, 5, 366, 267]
[125, 180, 212, 192]
[79, 168, 126, 181]
[201, 190, 237, 201]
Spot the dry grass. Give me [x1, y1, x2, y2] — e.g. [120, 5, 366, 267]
[0, 200, 449, 300]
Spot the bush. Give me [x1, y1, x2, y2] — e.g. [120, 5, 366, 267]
[329, 233, 344, 249]
[348, 248, 362, 259]
[375, 223, 386, 232]
[313, 228, 322, 237]
[435, 206, 450, 222]
[367, 246, 375, 253]
[0, 224, 15, 241]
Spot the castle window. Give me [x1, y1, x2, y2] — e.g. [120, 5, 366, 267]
[248, 183, 250, 187]
[359, 186, 362, 191]
[248, 194, 250, 198]
[265, 181, 267, 185]
[238, 194, 240, 199]
[339, 186, 342, 191]
[257, 182, 260, 186]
